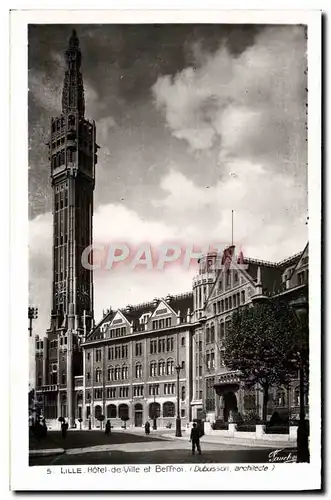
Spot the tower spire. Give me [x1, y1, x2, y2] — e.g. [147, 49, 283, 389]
[62, 29, 85, 117]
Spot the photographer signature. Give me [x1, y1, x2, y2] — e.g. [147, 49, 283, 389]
[268, 449, 297, 463]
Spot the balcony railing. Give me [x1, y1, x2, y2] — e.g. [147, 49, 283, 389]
[35, 384, 58, 392]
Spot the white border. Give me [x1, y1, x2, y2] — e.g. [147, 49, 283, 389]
[9, 8, 322, 492]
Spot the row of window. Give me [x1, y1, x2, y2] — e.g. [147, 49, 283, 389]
[150, 359, 177, 377]
[88, 345, 129, 363]
[92, 402, 186, 419]
[204, 319, 232, 345]
[88, 366, 130, 382]
[212, 291, 246, 316]
[51, 115, 76, 132]
[133, 385, 144, 397]
[152, 317, 172, 330]
[108, 345, 128, 360]
[150, 337, 174, 354]
[109, 327, 127, 338]
[87, 385, 186, 400]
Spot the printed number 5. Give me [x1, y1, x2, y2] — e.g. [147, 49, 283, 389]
[47, 469, 52, 474]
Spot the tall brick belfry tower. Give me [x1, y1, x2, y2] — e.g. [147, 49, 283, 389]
[35, 30, 97, 427]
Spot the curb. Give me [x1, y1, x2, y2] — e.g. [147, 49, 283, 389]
[29, 448, 65, 457]
[157, 433, 294, 449]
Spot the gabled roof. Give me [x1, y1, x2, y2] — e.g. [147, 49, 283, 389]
[87, 292, 193, 340]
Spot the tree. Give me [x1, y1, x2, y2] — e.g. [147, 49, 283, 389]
[223, 300, 301, 422]
[121, 415, 130, 429]
[97, 414, 105, 430]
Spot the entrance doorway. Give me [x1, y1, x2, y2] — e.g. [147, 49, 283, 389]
[134, 403, 143, 427]
[223, 391, 238, 422]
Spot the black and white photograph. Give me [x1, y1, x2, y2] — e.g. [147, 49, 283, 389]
[9, 8, 321, 492]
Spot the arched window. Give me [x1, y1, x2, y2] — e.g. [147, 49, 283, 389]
[150, 361, 157, 377]
[67, 149, 73, 163]
[107, 366, 114, 381]
[94, 405, 102, 419]
[107, 404, 116, 419]
[115, 366, 121, 380]
[122, 365, 128, 380]
[210, 324, 215, 343]
[118, 404, 129, 420]
[166, 359, 174, 375]
[158, 360, 165, 376]
[135, 363, 142, 378]
[163, 401, 175, 418]
[149, 402, 161, 419]
[95, 368, 102, 383]
[219, 321, 225, 339]
[276, 390, 286, 407]
[206, 327, 210, 344]
[181, 386, 186, 401]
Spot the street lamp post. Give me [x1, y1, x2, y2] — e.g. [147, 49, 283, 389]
[290, 296, 309, 463]
[175, 362, 183, 437]
[152, 386, 157, 430]
[28, 306, 38, 336]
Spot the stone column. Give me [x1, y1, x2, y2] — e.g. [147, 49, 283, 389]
[82, 348, 86, 427]
[67, 303, 75, 428]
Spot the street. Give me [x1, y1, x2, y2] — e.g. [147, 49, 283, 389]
[29, 430, 296, 466]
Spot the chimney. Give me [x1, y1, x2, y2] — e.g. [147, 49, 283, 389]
[186, 308, 191, 323]
[177, 310, 181, 325]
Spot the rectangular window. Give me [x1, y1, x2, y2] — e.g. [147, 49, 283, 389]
[241, 291, 245, 304]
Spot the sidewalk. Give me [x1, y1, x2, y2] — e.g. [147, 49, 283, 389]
[29, 428, 294, 458]
[124, 428, 295, 449]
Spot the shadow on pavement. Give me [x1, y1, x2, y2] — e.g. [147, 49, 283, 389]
[29, 430, 167, 451]
[29, 447, 292, 466]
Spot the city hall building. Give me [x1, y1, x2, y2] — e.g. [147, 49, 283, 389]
[34, 31, 309, 429]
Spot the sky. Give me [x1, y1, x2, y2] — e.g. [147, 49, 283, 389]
[28, 24, 308, 381]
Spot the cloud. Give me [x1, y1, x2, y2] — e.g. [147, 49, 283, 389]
[152, 25, 307, 173]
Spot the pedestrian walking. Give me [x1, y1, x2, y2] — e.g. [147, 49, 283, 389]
[144, 421, 150, 435]
[105, 419, 111, 436]
[61, 420, 68, 439]
[190, 422, 202, 455]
